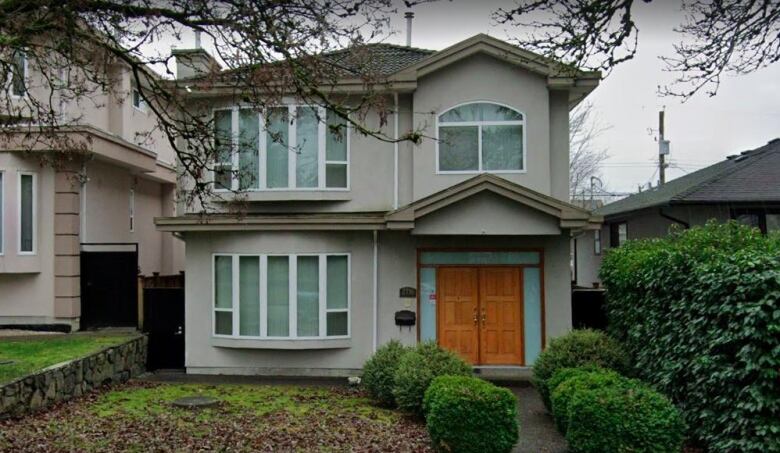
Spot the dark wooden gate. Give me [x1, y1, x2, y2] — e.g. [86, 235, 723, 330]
[143, 274, 185, 370]
[80, 244, 139, 329]
[571, 288, 607, 330]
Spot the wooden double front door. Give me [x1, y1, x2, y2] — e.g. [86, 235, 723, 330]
[437, 267, 524, 365]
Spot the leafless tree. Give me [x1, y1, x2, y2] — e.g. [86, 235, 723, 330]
[569, 102, 609, 200]
[494, 0, 780, 98]
[0, 0, 429, 210]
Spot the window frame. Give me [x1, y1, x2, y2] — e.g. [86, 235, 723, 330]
[212, 105, 351, 192]
[8, 52, 27, 98]
[731, 208, 780, 235]
[131, 87, 147, 113]
[211, 252, 351, 340]
[129, 188, 135, 232]
[610, 222, 627, 248]
[594, 229, 601, 255]
[17, 171, 36, 255]
[435, 100, 527, 175]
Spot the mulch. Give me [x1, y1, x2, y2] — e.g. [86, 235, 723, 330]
[0, 381, 433, 452]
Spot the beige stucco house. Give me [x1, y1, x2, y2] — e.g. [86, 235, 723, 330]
[157, 34, 601, 376]
[0, 51, 185, 330]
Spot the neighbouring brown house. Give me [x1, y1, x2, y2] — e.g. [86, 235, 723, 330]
[574, 137, 780, 288]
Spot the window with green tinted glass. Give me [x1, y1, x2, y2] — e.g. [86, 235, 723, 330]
[19, 173, 34, 253]
[213, 106, 348, 190]
[214, 254, 349, 339]
[438, 102, 524, 172]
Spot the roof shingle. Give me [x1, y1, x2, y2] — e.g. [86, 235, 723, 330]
[596, 138, 780, 217]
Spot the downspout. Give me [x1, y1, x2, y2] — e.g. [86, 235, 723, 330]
[372, 230, 379, 352]
[393, 92, 399, 209]
[659, 207, 690, 229]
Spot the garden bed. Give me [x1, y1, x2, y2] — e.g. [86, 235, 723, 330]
[0, 381, 432, 452]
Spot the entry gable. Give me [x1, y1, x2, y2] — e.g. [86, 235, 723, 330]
[385, 174, 601, 233]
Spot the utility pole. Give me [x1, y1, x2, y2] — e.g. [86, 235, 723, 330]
[658, 110, 669, 185]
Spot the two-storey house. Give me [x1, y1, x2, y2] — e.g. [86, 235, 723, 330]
[156, 34, 601, 376]
[0, 50, 184, 330]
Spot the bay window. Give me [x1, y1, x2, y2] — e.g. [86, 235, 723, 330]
[437, 102, 525, 173]
[213, 106, 349, 191]
[213, 253, 350, 339]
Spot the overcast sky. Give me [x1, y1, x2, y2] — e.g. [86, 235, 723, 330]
[172, 0, 780, 194]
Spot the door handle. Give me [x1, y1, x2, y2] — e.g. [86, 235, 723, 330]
[174, 326, 183, 335]
[473, 308, 478, 325]
[481, 308, 486, 325]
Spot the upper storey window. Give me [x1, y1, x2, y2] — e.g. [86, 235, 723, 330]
[7, 52, 27, 97]
[437, 102, 525, 173]
[213, 106, 349, 191]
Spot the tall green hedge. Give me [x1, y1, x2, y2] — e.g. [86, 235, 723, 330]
[600, 222, 780, 452]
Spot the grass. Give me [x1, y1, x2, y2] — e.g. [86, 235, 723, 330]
[0, 333, 133, 384]
[0, 381, 433, 452]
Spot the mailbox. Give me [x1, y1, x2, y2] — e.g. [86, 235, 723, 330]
[394, 310, 416, 327]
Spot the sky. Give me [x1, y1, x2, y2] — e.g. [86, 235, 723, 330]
[169, 0, 780, 194]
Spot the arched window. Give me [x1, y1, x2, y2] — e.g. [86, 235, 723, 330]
[437, 102, 525, 173]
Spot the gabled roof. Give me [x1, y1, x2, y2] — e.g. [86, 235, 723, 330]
[597, 138, 780, 218]
[386, 173, 601, 230]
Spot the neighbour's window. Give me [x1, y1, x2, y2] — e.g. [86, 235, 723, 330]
[437, 102, 524, 172]
[131, 88, 146, 111]
[9, 52, 26, 97]
[19, 173, 35, 253]
[610, 222, 627, 248]
[213, 106, 349, 191]
[129, 189, 135, 232]
[733, 209, 780, 235]
[594, 229, 601, 255]
[213, 253, 350, 339]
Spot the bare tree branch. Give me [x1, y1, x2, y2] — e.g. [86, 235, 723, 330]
[569, 102, 609, 199]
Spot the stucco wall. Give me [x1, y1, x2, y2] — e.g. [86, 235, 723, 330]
[411, 53, 553, 200]
[83, 160, 183, 275]
[0, 154, 56, 323]
[183, 228, 573, 375]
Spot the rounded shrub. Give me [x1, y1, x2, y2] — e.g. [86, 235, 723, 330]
[361, 340, 409, 407]
[533, 329, 630, 410]
[393, 341, 472, 416]
[549, 367, 625, 433]
[565, 380, 685, 453]
[423, 376, 518, 453]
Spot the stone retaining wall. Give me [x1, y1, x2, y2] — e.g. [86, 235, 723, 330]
[0, 335, 147, 418]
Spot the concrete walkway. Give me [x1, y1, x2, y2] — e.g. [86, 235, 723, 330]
[143, 371, 567, 452]
[509, 383, 567, 453]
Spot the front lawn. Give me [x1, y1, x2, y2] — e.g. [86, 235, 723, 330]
[0, 381, 432, 452]
[0, 333, 133, 384]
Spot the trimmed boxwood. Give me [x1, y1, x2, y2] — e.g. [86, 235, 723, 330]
[601, 222, 780, 451]
[565, 379, 685, 453]
[393, 341, 472, 416]
[549, 367, 624, 433]
[424, 376, 518, 453]
[532, 329, 630, 409]
[361, 340, 409, 407]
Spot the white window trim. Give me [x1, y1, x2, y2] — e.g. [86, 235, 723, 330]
[0, 171, 4, 256]
[212, 105, 350, 192]
[131, 87, 147, 113]
[129, 188, 135, 233]
[17, 171, 36, 255]
[435, 100, 527, 175]
[8, 52, 28, 99]
[211, 252, 351, 340]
